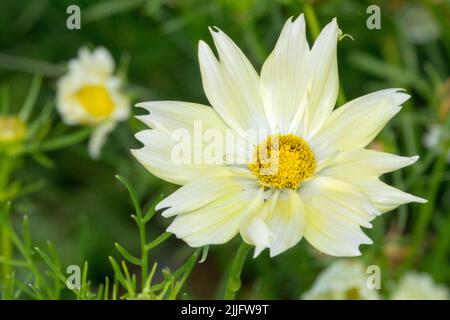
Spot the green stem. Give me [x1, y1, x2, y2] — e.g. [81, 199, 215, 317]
[223, 242, 251, 300]
[0, 155, 14, 285]
[138, 217, 148, 291]
[304, 3, 320, 39]
[403, 141, 449, 269]
[0, 220, 12, 281]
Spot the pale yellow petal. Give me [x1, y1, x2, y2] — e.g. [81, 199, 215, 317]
[260, 15, 309, 133]
[157, 174, 256, 217]
[266, 190, 306, 257]
[301, 18, 339, 138]
[318, 148, 419, 178]
[309, 89, 409, 160]
[239, 188, 270, 257]
[301, 177, 375, 256]
[351, 178, 427, 213]
[135, 101, 228, 133]
[167, 193, 253, 247]
[131, 129, 229, 185]
[198, 35, 269, 132]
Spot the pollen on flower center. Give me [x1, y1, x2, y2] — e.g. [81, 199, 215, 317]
[75, 85, 114, 118]
[248, 134, 316, 190]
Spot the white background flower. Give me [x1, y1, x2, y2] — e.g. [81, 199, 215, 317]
[391, 271, 449, 300]
[302, 260, 380, 300]
[57, 47, 129, 158]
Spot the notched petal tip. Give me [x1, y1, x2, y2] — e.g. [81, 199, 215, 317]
[155, 197, 168, 211]
[406, 192, 427, 204]
[253, 245, 264, 259]
[415, 197, 428, 203]
[134, 114, 148, 123]
[134, 102, 155, 116]
[208, 26, 221, 34]
[361, 234, 374, 245]
[288, 14, 305, 24]
[393, 92, 411, 105]
[326, 17, 339, 32]
[198, 40, 218, 61]
[159, 207, 173, 217]
[129, 148, 144, 162]
[409, 155, 419, 163]
[198, 39, 208, 48]
[133, 130, 156, 147]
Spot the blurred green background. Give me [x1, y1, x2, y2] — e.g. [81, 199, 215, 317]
[0, 0, 449, 299]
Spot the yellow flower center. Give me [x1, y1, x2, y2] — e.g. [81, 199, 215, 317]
[248, 134, 316, 190]
[0, 116, 27, 144]
[75, 85, 114, 118]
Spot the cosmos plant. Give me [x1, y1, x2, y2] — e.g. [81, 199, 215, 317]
[132, 15, 426, 259]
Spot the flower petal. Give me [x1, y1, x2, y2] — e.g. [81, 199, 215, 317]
[198, 32, 269, 133]
[309, 89, 410, 160]
[351, 177, 427, 213]
[70, 47, 115, 78]
[318, 148, 419, 178]
[300, 177, 375, 257]
[239, 188, 270, 257]
[131, 129, 230, 185]
[135, 101, 228, 133]
[266, 190, 306, 257]
[260, 15, 309, 133]
[301, 18, 339, 138]
[88, 121, 116, 159]
[157, 174, 257, 217]
[132, 101, 247, 185]
[167, 193, 253, 247]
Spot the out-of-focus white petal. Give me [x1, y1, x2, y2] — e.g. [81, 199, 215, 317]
[309, 89, 410, 161]
[260, 15, 309, 133]
[70, 46, 115, 78]
[351, 178, 427, 213]
[198, 35, 269, 133]
[300, 177, 375, 257]
[302, 260, 380, 300]
[88, 121, 116, 159]
[391, 272, 449, 300]
[318, 148, 419, 178]
[300, 18, 339, 138]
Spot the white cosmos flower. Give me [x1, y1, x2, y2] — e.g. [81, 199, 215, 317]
[132, 15, 426, 257]
[391, 271, 449, 300]
[302, 260, 379, 300]
[57, 47, 129, 159]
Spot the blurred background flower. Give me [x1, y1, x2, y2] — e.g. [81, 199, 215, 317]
[391, 271, 449, 300]
[0, 116, 26, 145]
[57, 46, 130, 158]
[302, 260, 380, 300]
